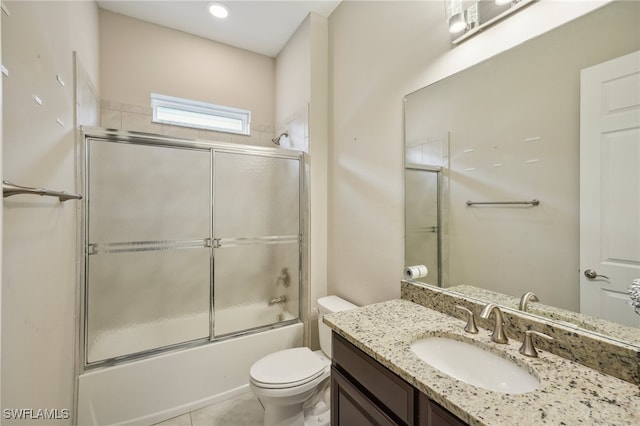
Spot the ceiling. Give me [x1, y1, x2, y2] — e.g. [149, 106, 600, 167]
[96, 0, 342, 58]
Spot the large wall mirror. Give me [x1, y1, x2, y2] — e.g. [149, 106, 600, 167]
[404, 1, 639, 347]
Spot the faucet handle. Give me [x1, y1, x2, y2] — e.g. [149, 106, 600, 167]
[455, 305, 479, 334]
[519, 330, 554, 357]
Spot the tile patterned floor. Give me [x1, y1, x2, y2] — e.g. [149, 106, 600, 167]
[152, 392, 264, 426]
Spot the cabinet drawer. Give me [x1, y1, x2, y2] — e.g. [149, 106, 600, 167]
[331, 366, 399, 426]
[332, 333, 414, 424]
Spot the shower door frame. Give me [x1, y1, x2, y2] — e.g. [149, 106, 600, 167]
[404, 164, 443, 287]
[78, 127, 307, 370]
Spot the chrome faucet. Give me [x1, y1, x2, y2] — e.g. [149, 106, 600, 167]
[268, 295, 288, 306]
[518, 292, 539, 311]
[479, 303, 508, 344]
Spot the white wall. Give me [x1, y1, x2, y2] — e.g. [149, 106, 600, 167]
[327, 0, 611, 306]
[1, 1, 99, 424]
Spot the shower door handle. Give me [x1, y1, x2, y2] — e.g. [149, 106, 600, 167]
[418, 226, 438, 233]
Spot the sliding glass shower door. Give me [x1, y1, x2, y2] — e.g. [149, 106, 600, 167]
[212, 152, 301, 336]
[83, 131, 304, 367]
[85, 140, 212, 364]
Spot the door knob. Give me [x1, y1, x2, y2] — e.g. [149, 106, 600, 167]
[584, 269, 609, 280]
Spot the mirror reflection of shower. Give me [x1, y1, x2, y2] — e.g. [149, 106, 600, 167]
[272, 132, 288, 145]
[405, 166, 442, 286]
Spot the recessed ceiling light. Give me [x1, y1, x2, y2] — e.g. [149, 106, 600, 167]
[208, 2, 229, 19]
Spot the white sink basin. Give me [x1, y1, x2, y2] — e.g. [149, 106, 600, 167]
[410, 336, 540, 394]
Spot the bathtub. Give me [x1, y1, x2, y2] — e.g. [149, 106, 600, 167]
[88, 303, 296, 363]
[77, 303, 302, 426]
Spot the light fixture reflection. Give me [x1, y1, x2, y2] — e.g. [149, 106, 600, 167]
[208, 2, 229, 19]
[495, 0, 512, 5]
[449, 12, 467, 34]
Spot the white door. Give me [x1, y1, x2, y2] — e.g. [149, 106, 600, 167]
[580, 51, 640, 327]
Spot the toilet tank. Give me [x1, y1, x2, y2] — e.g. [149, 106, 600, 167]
[317, 296, 357, 357]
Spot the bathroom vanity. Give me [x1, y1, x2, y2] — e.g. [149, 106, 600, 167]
[331, 332, 465, 425]
[325, 295, 640, 426]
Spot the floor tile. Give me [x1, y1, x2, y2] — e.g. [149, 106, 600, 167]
[190, 392, 264, 426]
[152, 413, 192, 426]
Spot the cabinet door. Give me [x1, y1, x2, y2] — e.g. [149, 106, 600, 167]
[332, 333, 414, 423]
[331, 367, 399, 426]
[417, 393, 466, 426]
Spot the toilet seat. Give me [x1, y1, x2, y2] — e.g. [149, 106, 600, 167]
[250, 347, 326, 389]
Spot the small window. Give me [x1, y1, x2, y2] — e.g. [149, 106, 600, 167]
[151, 93, 251, 135]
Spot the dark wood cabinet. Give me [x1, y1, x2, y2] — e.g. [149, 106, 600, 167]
[416, 393, 467, 426]
[331, 333, 467, 426]
[331, 366, 398, 426]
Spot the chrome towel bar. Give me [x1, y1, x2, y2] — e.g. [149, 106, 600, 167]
[3, 180, 82, 201]
[466, 199, 539, 206]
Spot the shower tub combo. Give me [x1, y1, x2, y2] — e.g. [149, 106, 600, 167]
[77, 128, 306, 426]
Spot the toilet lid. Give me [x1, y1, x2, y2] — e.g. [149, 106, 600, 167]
[250, 347, 326, 388]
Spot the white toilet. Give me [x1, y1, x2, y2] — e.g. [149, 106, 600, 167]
[249, 295, 357, 426]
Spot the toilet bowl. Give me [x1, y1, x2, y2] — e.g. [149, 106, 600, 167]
[249, 295, 357, 426]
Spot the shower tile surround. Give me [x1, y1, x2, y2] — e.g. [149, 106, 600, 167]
[401, 281, 640, 385]
[100, 99, 277, 147]
[324, 294, 640, 425]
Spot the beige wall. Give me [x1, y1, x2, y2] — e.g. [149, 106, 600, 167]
[307, 12, 329, 318]
[275, 16, 310, 146]
[99, 9, 276, 145]
[328, 1, 447, 306]
[1, 1, 99, 423]
[0, 6, 3, 413]
[327, 0, 611, 306]
[275, 13, 329, 347]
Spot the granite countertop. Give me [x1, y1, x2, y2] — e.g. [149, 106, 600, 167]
[448, 285, 640, 347]
[324, 299, 640, 426]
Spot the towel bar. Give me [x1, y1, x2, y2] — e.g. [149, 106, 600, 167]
[466, 199, 539, 206]
[3, 180, 82, 201]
